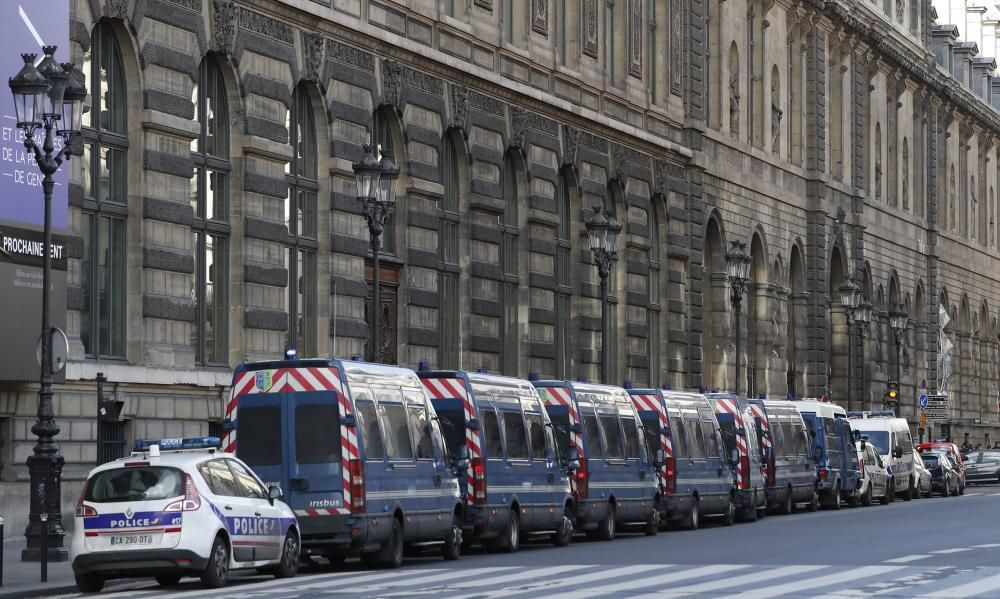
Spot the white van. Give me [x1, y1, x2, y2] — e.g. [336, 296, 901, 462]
[847, 411, 915, 501]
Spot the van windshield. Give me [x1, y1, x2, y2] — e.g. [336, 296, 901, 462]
[549, 410, 572, 456]
[717, 417, 737, 463]
[435, 407, 465, 461]
[857, 430, 890, 455]
[237, 406, 281, 467]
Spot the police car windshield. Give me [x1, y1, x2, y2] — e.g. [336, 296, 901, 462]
[85, 466, 184, 503]
[857, 430, 890, 455]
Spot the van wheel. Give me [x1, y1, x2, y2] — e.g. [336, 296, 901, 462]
[723, 496, 736, 526]
[200, 536, 230, 589]
[155, 574, 181, 586]
[275, 531, 300, 578]
[553, 507, 574, 547]
[644, 509, 659, 536]
[942, 478, 951, 497]
[442, 515, 462, 561]
[782, 488, 793, 515]
[959, 481, 965, 495]
[861, 484, 873, 507]
[684, 499, 700, 530]
[847, 488, 860, 508]
[75, 572, 105, 593]
[807, 491, 819, 512]
[886, 480, 896, 503]
[596, 504, 616, 541]
[377, 519, 404, 568]
[742, 491, 759, 522]
[902, 479, 913, 501]
[497, 510, 520, 553]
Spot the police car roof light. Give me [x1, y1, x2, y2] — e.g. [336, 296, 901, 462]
[285, 348, 298, 359]
[132, 437, 222, 453]
[878, 410, 896, 417]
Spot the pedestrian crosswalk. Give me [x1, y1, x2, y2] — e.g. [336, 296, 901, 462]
[76, 561, 1000, 598]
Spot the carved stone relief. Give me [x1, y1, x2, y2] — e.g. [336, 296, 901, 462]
[562, 124, 580, 166]
[583, 0, 599, 57]
[108, 0, 130, 19]
[302, 31, 324, 83]
[213, 0, 237, 55]
[381, 60, 402, 109]
[612, 143, 626, 182]
[510, 106, 527, 149]
[628, 0, 642, 77]
[532, 0, 548, 35]
[450, 84, 469, 131]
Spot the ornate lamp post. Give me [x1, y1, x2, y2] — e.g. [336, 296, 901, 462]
[725, 241, 752, 396]
[585, 207, 621, 384]
[9, 46, 86, 563]
[890, 306, 909, 387]
[855, 298, 873, 408]
[840, 278, 863, 411]
[353, 141, 398, 363]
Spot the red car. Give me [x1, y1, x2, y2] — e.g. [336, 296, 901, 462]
[918, 442, 966, 494]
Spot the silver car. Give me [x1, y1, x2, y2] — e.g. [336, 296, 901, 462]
[964, 451, 1000, 484]
[856, 440, 889, 506]
[911, 448, 933, 498]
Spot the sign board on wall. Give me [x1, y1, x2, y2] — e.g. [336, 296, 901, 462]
[0, 4, 69, 381]
[924, 394, 950, 422]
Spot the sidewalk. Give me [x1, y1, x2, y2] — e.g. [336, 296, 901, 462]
[0, 539, 77, 599]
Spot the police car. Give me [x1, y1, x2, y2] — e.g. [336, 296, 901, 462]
[71, 437, 299, 593]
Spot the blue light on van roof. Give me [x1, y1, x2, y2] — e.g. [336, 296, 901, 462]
[662, 384, 672, 391]
[528, 371, 539, 381]
[351, 354, 363, 362]
[698, 386, 707, 393]
[786, 392, 794, 400]
[623, 380, 633, 389]
[285, 348, 297, 359]
[758, 393, 766, 400]
[577, 377, 587, 383]
[133, 437, 221, 452]
[476, 367, 487, 374]
[418, 360, 431, 371]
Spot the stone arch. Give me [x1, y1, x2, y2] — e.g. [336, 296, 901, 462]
[828, 245, 849, 405]
[437, 128, 471, 370]
[495, 148, 528, 376]
[747, 229, 769, 397]
[604, 178, 628, 384]
[556, 164, 583, 380]
[787, 242, 807, 397]
[649, 192, 669, 388]
[703, 212, 728, 391]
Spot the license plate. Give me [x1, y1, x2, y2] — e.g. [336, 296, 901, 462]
[109, 534, 154, 546]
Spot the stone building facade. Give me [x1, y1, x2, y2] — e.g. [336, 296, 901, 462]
[2, 0, 1000, 517]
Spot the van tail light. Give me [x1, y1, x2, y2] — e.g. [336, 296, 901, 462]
[767, 454, 776, 487]
[75, 479, 97, 518]
[663, 457, 676, 494]
[349, 460, 366, 514]
[740, 456, 751, 489]
[818, 467, 829, 481]
[575, 457, 589, 500]
[471, 457, 487, 506]
[165, 474, 202, 512]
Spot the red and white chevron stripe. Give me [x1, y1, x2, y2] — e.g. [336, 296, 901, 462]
[541, 386, 581, 493]
[338, 383, 358, 515]
[421, 377, 480, 502]
[749, 403, 771, 450]
[714, 397, 749, 489]
[629, 393, 673, 487]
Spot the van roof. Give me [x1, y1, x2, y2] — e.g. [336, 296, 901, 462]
[234, 358, 423, 388]
[536, 380, 633, 406]
[419, 370, 537, 394]
[792, 400, 847, 418]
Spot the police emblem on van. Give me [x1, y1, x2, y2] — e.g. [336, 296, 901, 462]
[255, 370, 273, 391]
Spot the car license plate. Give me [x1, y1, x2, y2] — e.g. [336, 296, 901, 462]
[109, 534, 154, 546]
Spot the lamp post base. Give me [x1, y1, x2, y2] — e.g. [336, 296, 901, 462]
[21, 452, 68, 562]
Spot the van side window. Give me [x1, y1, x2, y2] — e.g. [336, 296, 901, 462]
[525, 413, 546, 460]
[583, 414, 605, 460]
[355, 399, 384, 460]
[686, 417, 707, 459]
[701, 419, 719, 459]
[600, 415, 625, 459]
[622, 416, 641, 459]
[671, 416, 690, 459]
[480, 408, 504, 459]
[406, 405, 434, 460]
[380, 403, 414, 460]
[503, 410, 529, 460]
[771, 423, 786, 458]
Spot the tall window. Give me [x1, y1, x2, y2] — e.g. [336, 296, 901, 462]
[439, 135, 461, 368]
[80, 22, 128, 358]
[500, 152, 520, 375]
[649, 198, 662, 387]
[555, 171, 572, 379]
[287, 86, 319, 355]
[190, 58, 230, 364]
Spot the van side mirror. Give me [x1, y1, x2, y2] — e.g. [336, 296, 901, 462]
[565, 447, 581, 472]
[222, 418, 236, 432]
[569, 423, 583, 434]
[466, 418, 480, 431]
[454, 444, 470, 471]
[340, 414, 356, 427]
[268, 485, 283, 505]
[893, 446, 903, 459]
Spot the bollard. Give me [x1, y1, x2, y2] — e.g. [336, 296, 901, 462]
[1, 514, 5, 587]
[40, 511, 47, 583]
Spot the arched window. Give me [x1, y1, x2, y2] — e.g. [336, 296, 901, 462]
[555, 170, 573, 379]
[287, 85, 319, 355]
[500, 151, 520, 375]
[80, 22, 128, 358]
[649, 197, 663, 387]
[190, 57, 230, 364]
[439, 135, 461, 368]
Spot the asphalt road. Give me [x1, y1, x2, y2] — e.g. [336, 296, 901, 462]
[53, 483, 1000, 598]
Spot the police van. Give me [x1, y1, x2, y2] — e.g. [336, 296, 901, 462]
[749, 399, 818, 514]
[793, 400, 862, 509]
[848, 411, 916, 501]
[705, 393, 768, 521]
[534, 381, 659, 540]
[419, 370, 575, 550]
[629, 388, 736, 529]
[71, 437, 299, 592]
[226, 357, 464, 568]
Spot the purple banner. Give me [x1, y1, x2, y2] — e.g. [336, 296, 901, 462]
[0, 2, 69, 230]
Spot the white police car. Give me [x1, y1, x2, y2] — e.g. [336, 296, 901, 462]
[71, 437, 299, 593]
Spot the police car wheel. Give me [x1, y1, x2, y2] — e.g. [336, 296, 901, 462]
[442, 516, 462, 561]
[74, 572, 105, 593]
[201, 536, 230, 589]
[155, 574, 182, 587]
[275, 531, 300, 578]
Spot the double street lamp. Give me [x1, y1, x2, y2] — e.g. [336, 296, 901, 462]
[890, 306, 909, 389]
[725, 241, 751, 396]
[9, 46, 87, 563]
[840, 278, 873, 411]
[353, 141, 398, 363]
[585, 207, 621, 384]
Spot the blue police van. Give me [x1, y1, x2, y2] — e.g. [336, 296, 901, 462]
[629, 389, 736, 529]
[534, 381, 659, 540]
[748, 399, 819, 514]
[792, 400, 862, 509]
[419, 371, 575, 550]
[224, 357, 464, 567]
[705, 393, 768, 521]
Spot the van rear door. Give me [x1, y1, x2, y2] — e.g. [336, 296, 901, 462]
[287, 388, 345, 514]
[235, 391, 286, 499]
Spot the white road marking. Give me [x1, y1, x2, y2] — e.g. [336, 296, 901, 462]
[736, 565, 904, 599]
[915, 572, 1000, 597]
[964, 493, 984, 496]
[930, 547, 973, 554]
[884, 554, 932, 563]
[973, 543, 1000, 548]
[443, 565, 584, 589]
[640, 565, 827, 597]
[544, 564, 746, 598]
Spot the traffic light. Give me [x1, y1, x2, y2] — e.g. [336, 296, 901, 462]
[884, 381, 899, 409]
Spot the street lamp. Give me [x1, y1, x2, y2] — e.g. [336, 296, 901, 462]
[585, 206, 621, 384]
[353, 141, 398, 363]
[890, 306, 909, 388]
[9, 46, 86, 563]
[840, 279, 862, 411]
[725, 241, 751, 396]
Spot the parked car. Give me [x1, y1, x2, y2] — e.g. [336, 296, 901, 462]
[912, 448, 933, 498]
[420, 370, 575, 550]
[856, 438, 889, 506]
[749, 399, 818, 514]
[918, 442, 966, 494]
[793, 400, 862, 509]
[922, 452, 960, 497]
[963, 450, 1000, 485]
[848, 412, 915, 500]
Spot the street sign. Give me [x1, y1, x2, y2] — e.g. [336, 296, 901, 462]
[919, 411, 927, 427]
[919, 393, 928, 409]
[924, 394, 949, 421]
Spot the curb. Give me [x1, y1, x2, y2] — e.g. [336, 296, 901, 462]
[0, 583, 78, 599]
